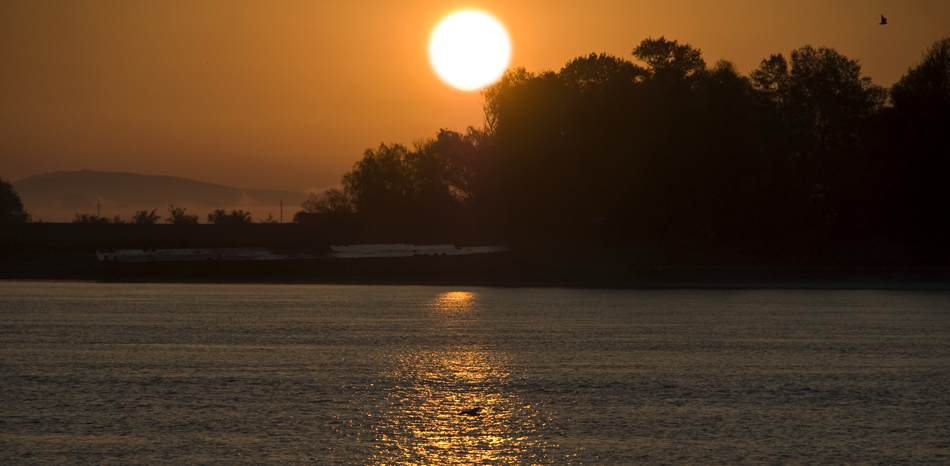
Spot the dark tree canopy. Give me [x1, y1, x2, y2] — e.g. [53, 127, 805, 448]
[314, 37, 948, 251]
[885, 37, 950, 235]
[207, 209, 252, 225]
[632, 37, 706, 87]
[73, 213, 123, 224]
[891, 37, 950, 115]
[165, 206, 199, 224]
[418, 127, 490, 204]
[131, 209, 161, 225]
[0, 178, 31, 224]
[342, 143, 416, 218]
[559, 53, 647, 93]
[299, 188, 353, 215]
[751, 46, 886, 153]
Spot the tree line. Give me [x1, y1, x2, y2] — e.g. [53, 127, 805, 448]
[295, 37, 949, 251]
[3, 36, 947, 253]
[68, 206, 274, 225]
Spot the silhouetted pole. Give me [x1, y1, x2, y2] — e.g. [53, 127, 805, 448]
[280, 200, 283, 223]
[97, 200, 100, 218]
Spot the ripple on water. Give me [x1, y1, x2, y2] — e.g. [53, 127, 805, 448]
[0, 283, 948, 465]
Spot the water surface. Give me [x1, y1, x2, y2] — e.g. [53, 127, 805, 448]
[1, 282, 948, 464]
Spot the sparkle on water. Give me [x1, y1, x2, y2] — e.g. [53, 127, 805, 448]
[1, 282, 949, 464]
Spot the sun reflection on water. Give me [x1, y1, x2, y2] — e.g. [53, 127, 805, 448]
[371, 349, 545, 464]
[430, 291, 477, 315]
[368, 291, 551, 464]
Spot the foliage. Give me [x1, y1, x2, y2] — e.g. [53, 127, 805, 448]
[318, 37, 948, 249]
[885, 37, 950, 234]
[340, 141, 463, 222]
[632, 36, 706, 87]
[299, 188, 353, 215]
[73, 213, 111, 224]
[165, 206, 199, 224]
[559, 53, 647, 92]
[751, 46, 886, 159]
[746, 44, 889, 233]
[131, 209, 161, 224]
[207, 209, 252, 225]
[891, 37, 950, 115]
[417, 127, 491, 204]
[0, 178, 31, 223]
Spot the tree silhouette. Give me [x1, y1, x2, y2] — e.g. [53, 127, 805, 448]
[312, 37, 949, 252]
[131, 209, 161, 224]
[207, 209, 252, 224]
[300, 189, 353, 215]
[632, 37, 706, 88]
[891, 37, 950, 115]
[750, 45, 886, 227]
[342, 143, 415, 218]
[73, 213, 111, 224]
[165, 206, 199, 224]
[559, 53, 647, 93]
[417, 128, 491, 205]
[0, 178, 31, 224]
[887, 37, 950, 237]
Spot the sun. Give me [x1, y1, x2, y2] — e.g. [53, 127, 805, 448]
[428, 10, 511, 91]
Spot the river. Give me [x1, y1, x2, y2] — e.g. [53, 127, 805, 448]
[1, 281, 948, 464]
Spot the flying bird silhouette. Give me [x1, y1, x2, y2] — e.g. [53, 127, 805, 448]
[879, 15, 887, 25]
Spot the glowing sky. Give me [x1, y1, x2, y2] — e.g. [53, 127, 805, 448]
[1, 0, 947, 192]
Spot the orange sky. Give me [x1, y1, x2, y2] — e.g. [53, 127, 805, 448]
[2, 0, 948, 192]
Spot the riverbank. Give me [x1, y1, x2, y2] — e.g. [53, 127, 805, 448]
[3, 252, 947, 290]
[2, 223, 946, 290]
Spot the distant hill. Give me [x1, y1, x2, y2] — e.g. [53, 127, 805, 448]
[12, 170, 308, 223]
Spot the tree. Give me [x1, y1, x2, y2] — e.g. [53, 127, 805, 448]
[559, 53, 647, 93]
[207, 209, 252, 224]
[299, 188, 353, 214]
[751, 46, 885, 158]
[749, 45, 886, 216]
[73, 213, 111, 224]
[341, 140, 468, 224]
[886, 37, 950, 236]
[165, 206, 199, 224]
[891, 37, 950, 117]
[131, 209, 161, 224]
[481, 68, 576, 235]
[342, 143, 416, 217]
[632, 37, 706, 87]
[415, 127, 491, 205]
[0, 178, 31, 223]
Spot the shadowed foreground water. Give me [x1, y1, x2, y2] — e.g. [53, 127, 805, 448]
[1, 282, 948, 464]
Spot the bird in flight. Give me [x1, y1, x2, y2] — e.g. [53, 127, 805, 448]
[880, 15, 887, 25]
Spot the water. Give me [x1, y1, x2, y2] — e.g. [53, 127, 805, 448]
[1, 281, 948, 465]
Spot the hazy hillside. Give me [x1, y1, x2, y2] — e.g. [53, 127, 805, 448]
[13, 170, 308, 223]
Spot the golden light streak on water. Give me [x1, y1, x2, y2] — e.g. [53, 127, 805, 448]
[430, 291, 477, 315]
[370, 291, 546, 464]
[371, 348, 542, 464]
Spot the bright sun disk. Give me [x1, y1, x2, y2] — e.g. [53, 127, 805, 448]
[429, 10, 511, 91]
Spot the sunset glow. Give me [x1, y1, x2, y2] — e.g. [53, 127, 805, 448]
[1, 1, 947, 219]
[429, 10, 511, 91]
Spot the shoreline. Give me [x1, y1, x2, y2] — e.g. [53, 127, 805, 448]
[3, 223, 946, 290]
[4, 265, 948, 291]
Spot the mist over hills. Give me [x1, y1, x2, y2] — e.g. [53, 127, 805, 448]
[12, 170, 308, 223]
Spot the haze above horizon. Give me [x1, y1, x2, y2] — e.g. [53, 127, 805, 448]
[2, 0, 947, 192]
